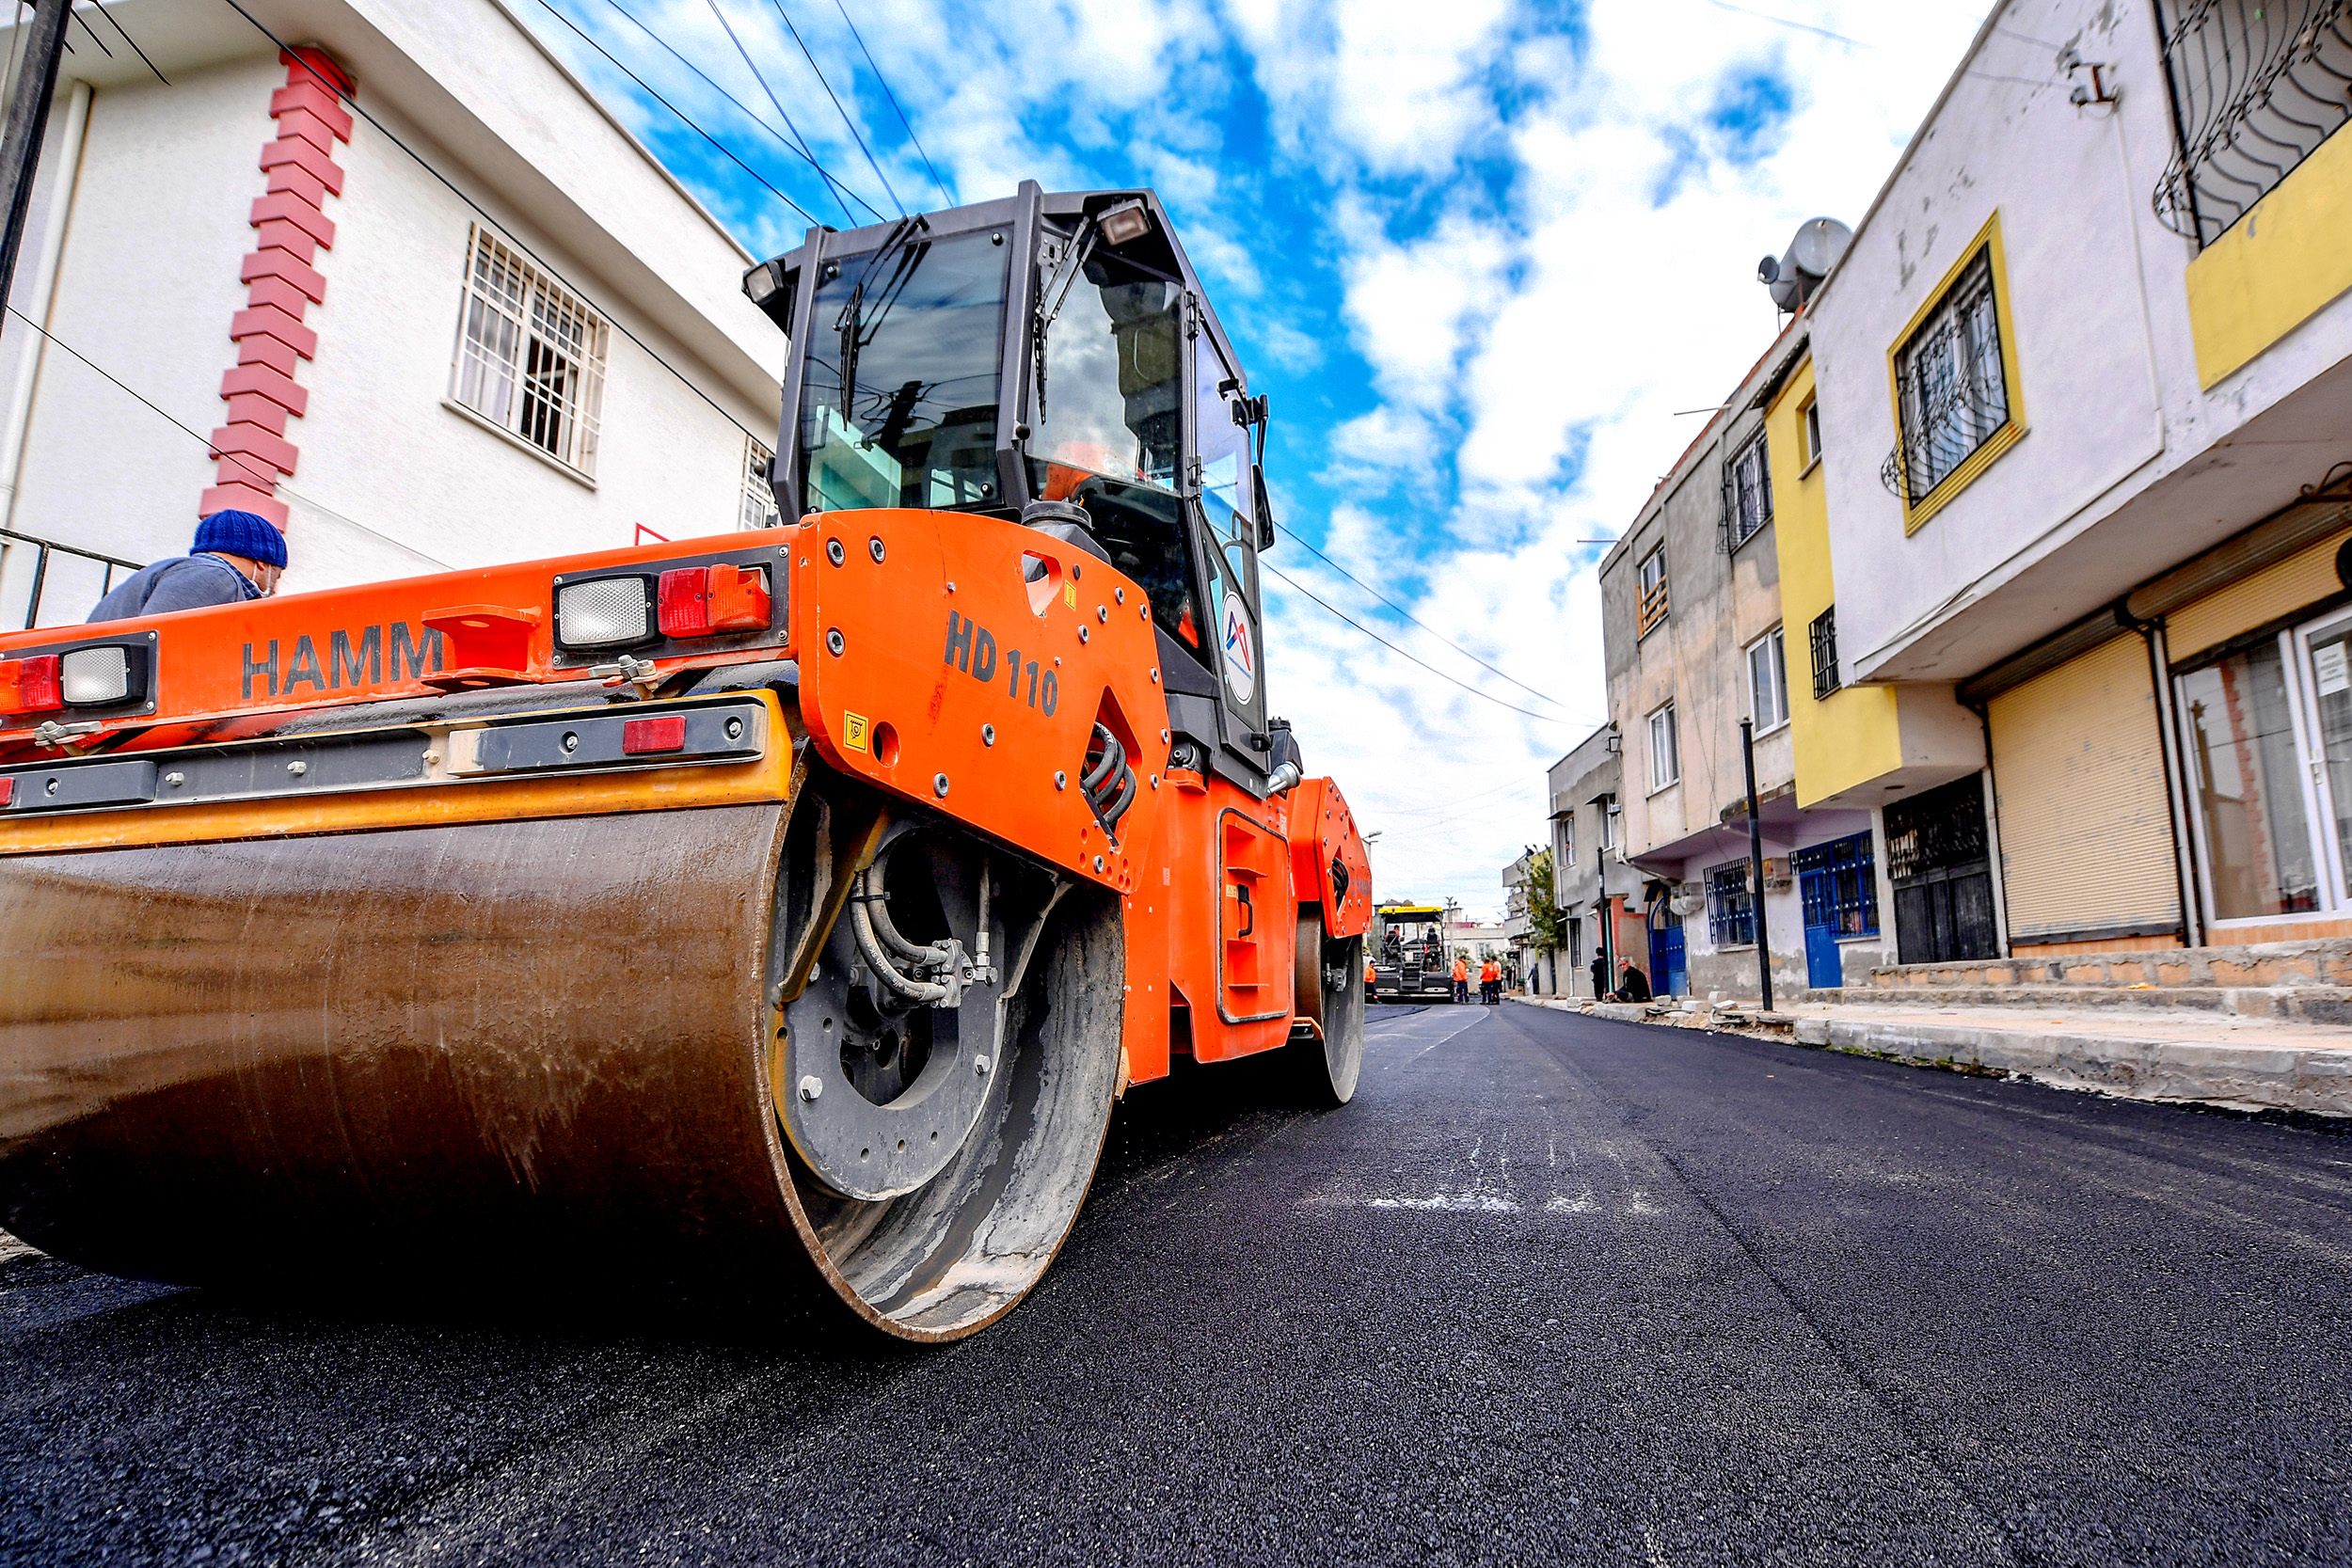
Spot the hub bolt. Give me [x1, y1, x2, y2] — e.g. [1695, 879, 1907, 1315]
[798, 1076, 823, 1101]
[826, 538, 846, 566]
[934, 772, 951, 797]
[562, 731, 579, 752]
[1096, 606, 1107, 623]
[1054, 770, 1067, 789]
[725, 718, 744, 740]
[1079, 626, 1089, 644]
[1115, 587, 1125, 604]
[826, 628, 846, 656]
[982, 724, 995, 746]
[287, 760, 307, 777]
[868, 537, 886, 562]
[975, 1054, 992, 1077]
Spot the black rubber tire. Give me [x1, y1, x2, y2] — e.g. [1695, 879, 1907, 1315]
[1293, 913, 1364, 1107]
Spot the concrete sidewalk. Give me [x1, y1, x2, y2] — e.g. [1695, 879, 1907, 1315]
[1515, 994, 2352, 1117]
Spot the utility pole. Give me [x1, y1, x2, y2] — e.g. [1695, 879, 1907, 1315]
[0, 0, 72, 324]
[1740, 719, 1774, 1012]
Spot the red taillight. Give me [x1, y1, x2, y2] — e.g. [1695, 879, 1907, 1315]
[0, 655, 61, 715]
[658, 564, 771, 639]
[0, 777, 12, 807]
[622, 715, 687, 754]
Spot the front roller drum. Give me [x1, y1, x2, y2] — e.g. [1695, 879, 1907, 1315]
[0, 783, 1123, 1340]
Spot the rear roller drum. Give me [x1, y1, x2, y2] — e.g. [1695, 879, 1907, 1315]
[1291, 913, 1364, 1106]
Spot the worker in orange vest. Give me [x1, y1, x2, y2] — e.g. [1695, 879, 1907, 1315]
[1479, 957, 1502, 1005]
[1364, 955, 1378, 1005]
[1451, 954, 1470, 1005]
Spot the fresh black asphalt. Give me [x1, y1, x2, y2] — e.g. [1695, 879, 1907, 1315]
[6, 1002, 2352, 1565]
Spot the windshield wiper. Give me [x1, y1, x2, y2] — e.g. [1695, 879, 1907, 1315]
[834, 214, 928, 431]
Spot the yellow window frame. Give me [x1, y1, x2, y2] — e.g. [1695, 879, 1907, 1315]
[1884, 211, 2026, 535]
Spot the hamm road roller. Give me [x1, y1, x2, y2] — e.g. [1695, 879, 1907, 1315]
[0, 185, 1372, 1340]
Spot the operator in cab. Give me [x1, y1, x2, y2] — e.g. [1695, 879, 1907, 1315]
[87, 510, 285, 623]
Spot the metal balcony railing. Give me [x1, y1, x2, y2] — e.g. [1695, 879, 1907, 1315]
[2153, 0, 2352, 248]
[2, 528, 144, 630]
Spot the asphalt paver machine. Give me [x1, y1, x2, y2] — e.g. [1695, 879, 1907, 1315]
[0, 184, 1372, 1340]
[1374, 902, 1454, 1001]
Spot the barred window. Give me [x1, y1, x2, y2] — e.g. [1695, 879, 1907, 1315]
[1809, 606, 1841, 701]
[2154, 0, 2352, 249]
[1883, 245, 2008, 505]
[453, 227, 608, 476]
[740, 435, 782, 529]
[1707, 861, 1755, 948]
[1722, 433, 1772, 549]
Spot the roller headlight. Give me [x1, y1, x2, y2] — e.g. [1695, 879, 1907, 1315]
[555, 576, 654, 650]
[59, 645, 131, 705]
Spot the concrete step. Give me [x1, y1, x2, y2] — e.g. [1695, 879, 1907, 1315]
[1808, 984, 2352, 1023]
[1864, 936, 2352, 993]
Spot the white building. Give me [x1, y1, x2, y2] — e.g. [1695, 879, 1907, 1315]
[0, 0, 786, 628]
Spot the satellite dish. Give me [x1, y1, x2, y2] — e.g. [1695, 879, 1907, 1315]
[1761, 216, 1852, 311]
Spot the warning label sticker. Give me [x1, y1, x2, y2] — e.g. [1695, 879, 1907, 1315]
[842, 711, 869, 752]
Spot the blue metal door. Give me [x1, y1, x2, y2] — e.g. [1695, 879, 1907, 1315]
[1648, 918, 1686, 998]
[1794, 832, 1882, 990]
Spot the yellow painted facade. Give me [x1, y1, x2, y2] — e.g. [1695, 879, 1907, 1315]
[1766, 356, 1903, 808]
[2185, 120, 2352, 388]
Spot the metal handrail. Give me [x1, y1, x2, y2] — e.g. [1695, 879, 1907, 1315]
[0, 527, 145, 630]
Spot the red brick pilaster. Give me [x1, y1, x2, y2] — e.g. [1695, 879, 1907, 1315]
[202, 47, 355, 530]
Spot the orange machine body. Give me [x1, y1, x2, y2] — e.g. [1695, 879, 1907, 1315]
[0, 511, 1370, 1087]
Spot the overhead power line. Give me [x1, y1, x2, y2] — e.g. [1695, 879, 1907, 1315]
[1281, 530, 1570, 710]
[833, 0, 952, 208]
[699, 0, 868, 226]
[582, 0, 878, 226]
[1260, 559, 1565, 725]
[219, 0, 770, 449]
[532, 0, 824, 228]
[767, 0, 902, 217]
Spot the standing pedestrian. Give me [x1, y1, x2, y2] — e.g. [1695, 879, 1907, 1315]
[1451, 954, 1469, 1005]
[1590, 952, 1608, 1000]
[1364, 955, 1378, 1005]
[1479, 957, 1502, 1005]
[87, 511, 287, 622]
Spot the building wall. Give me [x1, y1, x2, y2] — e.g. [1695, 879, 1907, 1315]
[1807, 0, 2352, 689]
[2184, 107, 2352, 388]
[0, 0, 785, 626]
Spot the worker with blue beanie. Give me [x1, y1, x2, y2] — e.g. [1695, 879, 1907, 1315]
[87, 510, 287, 623]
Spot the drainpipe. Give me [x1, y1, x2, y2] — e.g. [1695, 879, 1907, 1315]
[2128, 608, 2204, 949]
[1741, 718, 1773, 1011]
[1963, 696, 2013, 958]
[0, 76, 87, 532]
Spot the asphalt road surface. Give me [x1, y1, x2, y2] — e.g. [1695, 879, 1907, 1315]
[7, 1002, 2352, 1566]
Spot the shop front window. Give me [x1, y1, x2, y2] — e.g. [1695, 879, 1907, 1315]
[2180, 639, 2320, 921]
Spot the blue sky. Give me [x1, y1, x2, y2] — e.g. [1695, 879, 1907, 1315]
[524, 0, 1990, 916]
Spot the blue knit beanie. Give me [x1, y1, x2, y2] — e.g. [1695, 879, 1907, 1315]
[194, 509, 287, 569]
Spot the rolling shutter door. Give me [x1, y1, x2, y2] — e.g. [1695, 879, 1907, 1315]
[1987, 634, 2181, 944]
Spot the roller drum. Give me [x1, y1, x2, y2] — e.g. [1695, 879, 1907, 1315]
[0, 794, 1123, 1338]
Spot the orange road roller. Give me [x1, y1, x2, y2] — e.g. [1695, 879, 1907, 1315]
[0, 186, 1371, 1339]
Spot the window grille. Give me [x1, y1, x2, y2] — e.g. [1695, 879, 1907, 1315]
[1880, 245, 2008, 505]
[1809, 606, 1840, 700]
[1637, 546, 1669, 635]
[1707, 861, 1755, 947]
[1720, 433, 1772, 550]
[740, 436, 781, 529]
[2153, 0, 2352, 249]
[1794, 832, 1880, 938]
[453, 227, 608, 475]
[1647, 705, 1678, 790]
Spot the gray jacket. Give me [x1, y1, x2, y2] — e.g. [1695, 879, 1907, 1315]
[88, 554, 262, 623]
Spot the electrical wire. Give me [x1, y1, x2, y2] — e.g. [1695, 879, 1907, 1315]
[218, 0, 771, 451]
[699, 0, 871, 225]
[1281, 530, 1571, 710]
[532, 0, 822, 228]
[580, 0, 879, 227]
[833, 0, 952, 208]
[93, 1, 167, 84]
[767, 0, 902, 217]
[1259, 559, 1564, 725]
